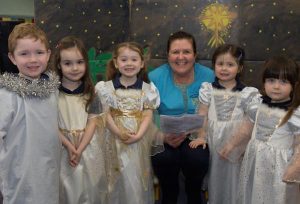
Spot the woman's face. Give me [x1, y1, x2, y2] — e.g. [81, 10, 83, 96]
[168, 39, 196, 77]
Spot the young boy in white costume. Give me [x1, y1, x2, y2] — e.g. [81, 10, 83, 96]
[0, 23, 61, 204]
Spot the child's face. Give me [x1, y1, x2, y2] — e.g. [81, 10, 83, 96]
[215, 53, 240, 85]
[60, 47, 86, 85]
[264, 78, 292, 102]
[114, 47, 144, 80]
[8, 37, 50, 79]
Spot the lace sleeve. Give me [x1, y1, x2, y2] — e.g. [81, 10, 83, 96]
[143, 82, 160, 110]
[198, 82, 212, 106]
[218, 116, 254, 163]
[282, 134, 300, 183]
[282, 108, 300, 183]
[245, 93, 262, 123]
[88, 94, 103, 116]
[95, 80, 116, 110]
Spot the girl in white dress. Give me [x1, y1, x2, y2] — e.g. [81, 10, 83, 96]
[95, 42, 162, 204]
[220, 56, 300, 204]
[52, 36, 106, 204]
[189, 44, 259, 204]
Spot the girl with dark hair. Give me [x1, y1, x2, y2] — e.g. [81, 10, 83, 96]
[221, 55, 300, 204]
[52, 36, 107, 204]
[191, 44, 259, 204]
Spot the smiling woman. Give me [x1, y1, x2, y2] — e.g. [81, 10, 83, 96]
[149, 31, 214, 204]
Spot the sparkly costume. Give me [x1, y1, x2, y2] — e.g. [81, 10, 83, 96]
[238, 98, 300, 204]
[199, 81, 259, 204]
[95, 80, 160, 204]
[0, 72, 61, 204]
[58, 85, 107, 204]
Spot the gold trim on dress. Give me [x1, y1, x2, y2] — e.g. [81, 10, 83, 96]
[60, 128, 85, 148]
[110, 108, 142, 119]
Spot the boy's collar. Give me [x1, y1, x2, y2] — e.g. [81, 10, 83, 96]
[0, 71, 60, 98]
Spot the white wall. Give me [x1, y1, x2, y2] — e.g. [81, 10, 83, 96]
[0, 0, 34, 17]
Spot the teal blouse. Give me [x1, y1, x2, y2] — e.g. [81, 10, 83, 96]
[148, 63, 214, 116]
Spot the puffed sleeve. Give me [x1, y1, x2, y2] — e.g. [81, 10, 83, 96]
[240, 87, 259, 109]
[141, 82, 164, 155]
[143, 82, 160, 110]
[95, 81, 116, 110]
[198, 82, 212, 106]
[245, 92, 262, 123]
[288, 107, 300, 135]
[283, 107, 300, 183]
[0, 90, 15, 146]
[88, 94, 103, 116]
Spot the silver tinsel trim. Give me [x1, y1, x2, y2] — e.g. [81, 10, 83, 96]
[0, 71, 60, 98]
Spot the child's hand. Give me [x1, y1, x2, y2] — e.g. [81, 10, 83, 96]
[118, 131, 131, 141]
[73, 149, 83, 166]
[218, 143, 234, 160]
[189, 138, 207, 149]
[123, 132, 141, 144]
[66, 144, 77, 167]
[282, 165, 299, 183]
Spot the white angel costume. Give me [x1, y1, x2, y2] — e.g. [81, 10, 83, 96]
[0, 72, 61, 204]
[96, 80, 161, 204]
[238, 99, 300, 204]
[58, 85, 107, 204]
[198, 81, 259, 204]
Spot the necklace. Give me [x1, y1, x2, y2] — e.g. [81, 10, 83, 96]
[173, 73, 194, 85]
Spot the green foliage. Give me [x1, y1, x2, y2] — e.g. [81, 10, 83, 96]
[88, 47, 112, 84]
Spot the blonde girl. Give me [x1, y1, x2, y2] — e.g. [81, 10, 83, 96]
[95, 42, 162, 204]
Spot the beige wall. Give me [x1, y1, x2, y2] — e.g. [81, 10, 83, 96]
[0, 0, 34, 17]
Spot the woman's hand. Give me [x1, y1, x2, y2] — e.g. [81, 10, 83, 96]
[189, 138, 207, 149]
[164, 133, 186, 148]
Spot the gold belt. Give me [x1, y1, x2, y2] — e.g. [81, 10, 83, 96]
[60, 128, 85, 137]
[110, 108, 142, 118]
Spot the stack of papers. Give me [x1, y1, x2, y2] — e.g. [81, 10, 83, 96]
[160, 114, 204, 134]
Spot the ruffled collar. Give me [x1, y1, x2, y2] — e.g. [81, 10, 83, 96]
[59, 82, 84, 94]
[0, 71, 60, 98]
[212, 77, 245, 92]
[261, 95, 292, 111]
[112, 73, 143, 89]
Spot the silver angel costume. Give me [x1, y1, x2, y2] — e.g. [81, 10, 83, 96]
[96, 80, 161, 204]
[198, 82, 259, 204]
[58, 86, 107, 204]
[0, 72, 61, 204]
[238, 100, 300, 204]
